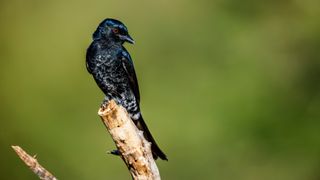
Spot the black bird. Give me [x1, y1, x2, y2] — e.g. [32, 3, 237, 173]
[86, 18, 167, 160]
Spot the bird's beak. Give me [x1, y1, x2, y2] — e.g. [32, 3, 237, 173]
[120, 34, 135, 44]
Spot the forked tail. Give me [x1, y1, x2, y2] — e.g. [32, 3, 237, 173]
[135, 116, 168, 161]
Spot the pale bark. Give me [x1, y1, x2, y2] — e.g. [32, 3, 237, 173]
[98, 100, 160, 180]
[11, 146, 57, 180]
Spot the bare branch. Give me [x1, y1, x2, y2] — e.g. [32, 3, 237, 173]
[11, 146, 57, 180]
[98, 100, 161, 180]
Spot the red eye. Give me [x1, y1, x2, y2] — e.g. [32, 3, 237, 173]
[113, 28, 119, 33]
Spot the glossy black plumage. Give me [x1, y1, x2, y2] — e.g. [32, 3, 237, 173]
[86, 18, 167, 160]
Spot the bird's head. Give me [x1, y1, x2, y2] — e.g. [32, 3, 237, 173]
[92, 18, 134, 44]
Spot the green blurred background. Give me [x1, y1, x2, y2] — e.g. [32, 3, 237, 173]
[1, 0, 320, 179]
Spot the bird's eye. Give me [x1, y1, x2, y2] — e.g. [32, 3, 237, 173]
[113, 28, 119, 34]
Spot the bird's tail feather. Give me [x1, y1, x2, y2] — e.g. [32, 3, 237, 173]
[136, 116, 168, 161]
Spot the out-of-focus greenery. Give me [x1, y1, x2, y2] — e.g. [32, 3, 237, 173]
[1, 0, 319, 179]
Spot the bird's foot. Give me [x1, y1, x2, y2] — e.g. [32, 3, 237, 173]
[107, 149, 121, 156]
[101, 97, 111, 108]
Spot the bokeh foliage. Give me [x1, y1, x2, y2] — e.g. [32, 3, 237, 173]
[1, 0, 319, 179]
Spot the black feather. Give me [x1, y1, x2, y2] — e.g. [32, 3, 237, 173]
[86, 18, 167, 160]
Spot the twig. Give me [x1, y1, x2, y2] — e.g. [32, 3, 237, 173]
[11, 146, 57, 180]
[98, 100, 161, 180]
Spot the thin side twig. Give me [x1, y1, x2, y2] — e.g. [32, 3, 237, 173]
[98, 100, 160, 180]
[11, 146, 57, 180]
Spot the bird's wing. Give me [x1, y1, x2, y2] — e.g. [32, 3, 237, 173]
[86, 43, 95, 74]
[120, 50, 140, 103]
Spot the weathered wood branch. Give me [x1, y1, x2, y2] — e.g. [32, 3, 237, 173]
[11, 100, 160, 180]
[98, 100, 160, 180]
[11, 146, 57, 180]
